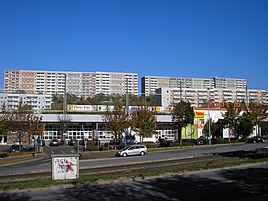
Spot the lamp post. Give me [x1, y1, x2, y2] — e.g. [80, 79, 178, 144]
[207, 89, 211, 145]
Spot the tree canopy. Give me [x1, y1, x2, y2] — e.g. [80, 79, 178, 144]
[131, 106, 157, 140]
[102, 100, 131, 140]
[4, 101, 43, 150]
[172, 100, 195, 142]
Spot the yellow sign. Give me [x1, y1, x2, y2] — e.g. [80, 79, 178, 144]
[195, 110, 205, 118]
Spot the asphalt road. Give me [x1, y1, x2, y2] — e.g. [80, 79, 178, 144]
[0, 142, 268, 175]
[1, 162, 267, 201]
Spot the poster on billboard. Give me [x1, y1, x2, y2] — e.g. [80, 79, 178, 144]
[51, 154, 79, 180]
[194, 110, 205, 129]
[194, 118, 205, 129]
[181, 125, 198, 139]
[223, 128, 236, 139]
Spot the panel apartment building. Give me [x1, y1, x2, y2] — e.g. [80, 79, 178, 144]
[4, 70, 138, 97]
[142, 76, 247, 96]
[156, 87, 268, 108]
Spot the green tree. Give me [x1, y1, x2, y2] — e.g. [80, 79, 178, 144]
[51, 94, 64, 110]
[236, 113, 254, 140]
[0, 104, 10, 143]
[131, 106, 157, 141]
[247, 102, 268, 136]
[172, 101, 195, 146]
[0, 116, 11, 143]
[222, 102, 243, 141]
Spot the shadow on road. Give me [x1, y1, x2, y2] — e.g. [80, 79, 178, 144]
[1, 165, 268, 201]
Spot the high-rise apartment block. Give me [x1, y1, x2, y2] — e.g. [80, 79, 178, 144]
[156, 87, 268, 108]
[142, 76, 247, 96]
[4, 70, 138, 97]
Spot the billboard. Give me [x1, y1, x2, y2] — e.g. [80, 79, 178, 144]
[223, 128, 236, 139]
[194, 110, 205, 129]
[181, 125, 198, 139]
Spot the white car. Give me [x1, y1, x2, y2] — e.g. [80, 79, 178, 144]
[116, 144, 147, 157]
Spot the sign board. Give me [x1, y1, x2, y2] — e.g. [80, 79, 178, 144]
[181, 125, 198, 139]
[223, 128, 236, 139]
[33, 135, 39, 140]
[51, 154, 79, 180]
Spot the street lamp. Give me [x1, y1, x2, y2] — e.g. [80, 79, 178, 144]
[207, 89, 211, 145]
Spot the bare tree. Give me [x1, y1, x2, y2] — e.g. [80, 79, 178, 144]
[55, 114, 72, 144]
[6, 101, 42, 151]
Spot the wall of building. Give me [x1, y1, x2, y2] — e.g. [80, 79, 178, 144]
[0, 93, 52, 113]
[4, 70, 138, 97]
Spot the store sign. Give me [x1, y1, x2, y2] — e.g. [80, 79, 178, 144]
[195, 111, 205, 118]
[67, 104, 97, 112]
[209, 100, 241, 108]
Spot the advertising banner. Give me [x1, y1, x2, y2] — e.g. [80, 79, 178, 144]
[181, 125, 198, 139]
[97, 105, 114, 111]
[223, 128, 236, 139]
[194, 110, 205, 129]
[67, 104, 97, 112]
[194, 118, 205, 129]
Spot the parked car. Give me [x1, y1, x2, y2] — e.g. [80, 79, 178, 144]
[195, 137, 207, 145]
[49, 139, 59, 146]
[68, 139, 75, 146]
[246, 135, 265, 143]
[9, 144, 25, 152]
[116, 144, 147, 157]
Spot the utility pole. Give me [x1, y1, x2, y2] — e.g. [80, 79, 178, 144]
[63, 73, 67, 145]
[125, 76, 129, 147]
[207, 88, 211, 145]
[180, 81, 182, 101]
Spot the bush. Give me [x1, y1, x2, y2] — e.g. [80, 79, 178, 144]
[0, 153, 8, 158]
[143, 142, 158, 148]
[85, 145, 108, 151]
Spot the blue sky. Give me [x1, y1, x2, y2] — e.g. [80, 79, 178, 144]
[0, 0, 268, 91]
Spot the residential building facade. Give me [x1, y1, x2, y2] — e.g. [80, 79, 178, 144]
[0, 93, 52, 113]
[142, 76, 247, 96]
[156, 87, 268, 108]
[4, 70, 138, 97]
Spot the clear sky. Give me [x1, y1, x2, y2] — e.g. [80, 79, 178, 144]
[0, 0, 268, 92]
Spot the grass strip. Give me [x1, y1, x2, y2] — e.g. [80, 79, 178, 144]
[1, 157, 268, 190]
